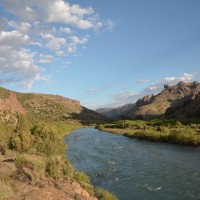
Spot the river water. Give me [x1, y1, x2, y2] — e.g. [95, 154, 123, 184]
[65, 128, 200, 200]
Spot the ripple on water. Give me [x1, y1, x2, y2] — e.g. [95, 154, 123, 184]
[66, 128, 200, 200]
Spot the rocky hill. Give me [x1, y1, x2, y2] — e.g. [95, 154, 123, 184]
[0, 87, 116, 200]
[126, 81, 200, 120]
[0, 87, 105, 125]
[96, 104, 135, 119]
[165, 92, 200, 119]
[97, 81, 200, 120]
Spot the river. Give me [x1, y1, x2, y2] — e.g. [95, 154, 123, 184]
[65, 128, 200, 200]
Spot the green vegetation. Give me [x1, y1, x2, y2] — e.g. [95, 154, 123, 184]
[74, 171, 94, 196]
[0, 87, 116, 199]
[74, 172, 118, 200]
[96, 119, 200, 145]
[95, 187, 118, 200]
[0, 87, 10, 100]
[0, 113, 116, 199]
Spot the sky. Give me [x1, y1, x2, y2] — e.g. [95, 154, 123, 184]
[0, 0, 200, 109]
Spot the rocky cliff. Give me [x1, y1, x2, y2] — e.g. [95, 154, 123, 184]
[97, 81, 200, 120]
[127, 81, 200, 120]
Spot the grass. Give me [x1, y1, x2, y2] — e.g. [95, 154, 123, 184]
[96, 119, 200, 145]
[0, 181, 13, 200]
[74, 171, 94, 196]
[95, 187, 118, 200]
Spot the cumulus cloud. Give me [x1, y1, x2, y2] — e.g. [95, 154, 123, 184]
[46, 37, 66, 51]
[9, 21, 32, 34]
[0, 31, 30, 47]
[145, 73, 195, 94]
[0, 0, 115, 88]
[60, 27, 71, 34]
[2, 0, 100, 30]
[0, 47, 46, 89]
[38, 54, 53, 63]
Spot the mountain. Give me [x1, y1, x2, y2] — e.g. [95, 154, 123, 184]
[127, 81, 200, 120]
[165, 92, 200, 119]
[0, 87, 105, 125]
[96, 81, 200, 120]
[96, 104, 135, 119]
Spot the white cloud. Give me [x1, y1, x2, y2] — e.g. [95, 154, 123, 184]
[60, 27, 71, 34]
[71, 35, 88, 45]
[135, 79, 150, 84]
[164, 73, 194, 84]
[0, 31, 30, 47]
[39, 54, 53, 63]
[2, 0, 114, 31]
[100, 73, 196, 108]
[0, 47, 46, 89]
[0, 0, 115, 88]
[105, 19, 115, 31]
[41, 33, 54, 40]
[9, 21, 32, 34]
[46, 37, 66, 50]
[145, 73, 195, 94]
[56, 50, 65, 56]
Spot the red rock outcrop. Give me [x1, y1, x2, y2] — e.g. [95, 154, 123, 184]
[0, 92, 26, 115]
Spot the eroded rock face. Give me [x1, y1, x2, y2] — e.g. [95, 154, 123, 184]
[0, 92, 26, 122]
[135, 95, 154, 107]
[165, 92, 200, 119]
[131, 81, 200, 119]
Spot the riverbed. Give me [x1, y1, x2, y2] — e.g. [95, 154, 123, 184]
[65, 128, 200, 200]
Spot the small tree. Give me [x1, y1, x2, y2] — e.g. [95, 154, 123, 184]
[11, 115, 32, 152]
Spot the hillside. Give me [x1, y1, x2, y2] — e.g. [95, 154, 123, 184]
[0, 87, 105, 125]
[96, 104, 135, 119]
[0, 87, 117, 200]
[97, 81, 200, 120]
[165, 92, 200, 119]
[127, 81, 200, 120]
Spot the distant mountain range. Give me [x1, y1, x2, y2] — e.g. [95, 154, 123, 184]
[0, 87, 105, 125]
[96, 81, 200, 120]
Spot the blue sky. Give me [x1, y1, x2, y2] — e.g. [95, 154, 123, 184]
[0, 0, 200, 109]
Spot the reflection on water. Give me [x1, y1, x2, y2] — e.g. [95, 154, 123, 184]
[65, 128, 200, 200]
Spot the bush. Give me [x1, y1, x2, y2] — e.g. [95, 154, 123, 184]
[10, 115, 32, 152]
[31, 122, 66, 156]
[74, 172, 94, 196]
[0, 123, 13, 154]
[95, 187, 118, 200]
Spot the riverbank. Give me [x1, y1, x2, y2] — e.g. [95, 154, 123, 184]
[96, 120, 200, 145]
[0, 121, 117, 200]
[0, 152, 98, 200]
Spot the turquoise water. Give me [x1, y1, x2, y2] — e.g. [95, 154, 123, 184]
[65, 128, 200, 200]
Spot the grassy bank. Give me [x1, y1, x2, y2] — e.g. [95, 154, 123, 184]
[0, 116, 118, 200]
[96, 119, 200, 145]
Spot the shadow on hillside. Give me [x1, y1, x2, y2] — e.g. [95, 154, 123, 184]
[70, 107, 108, 125]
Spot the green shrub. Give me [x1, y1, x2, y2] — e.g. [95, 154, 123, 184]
[74, 171, 94, 196]
[15, 155, 30, 168]
[95, 187, 118, 200]
[45, 159, 59, 177]
[10, 115, 32, 152]
[31, 122, 66, 156]
[0, 123, 13, 154]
